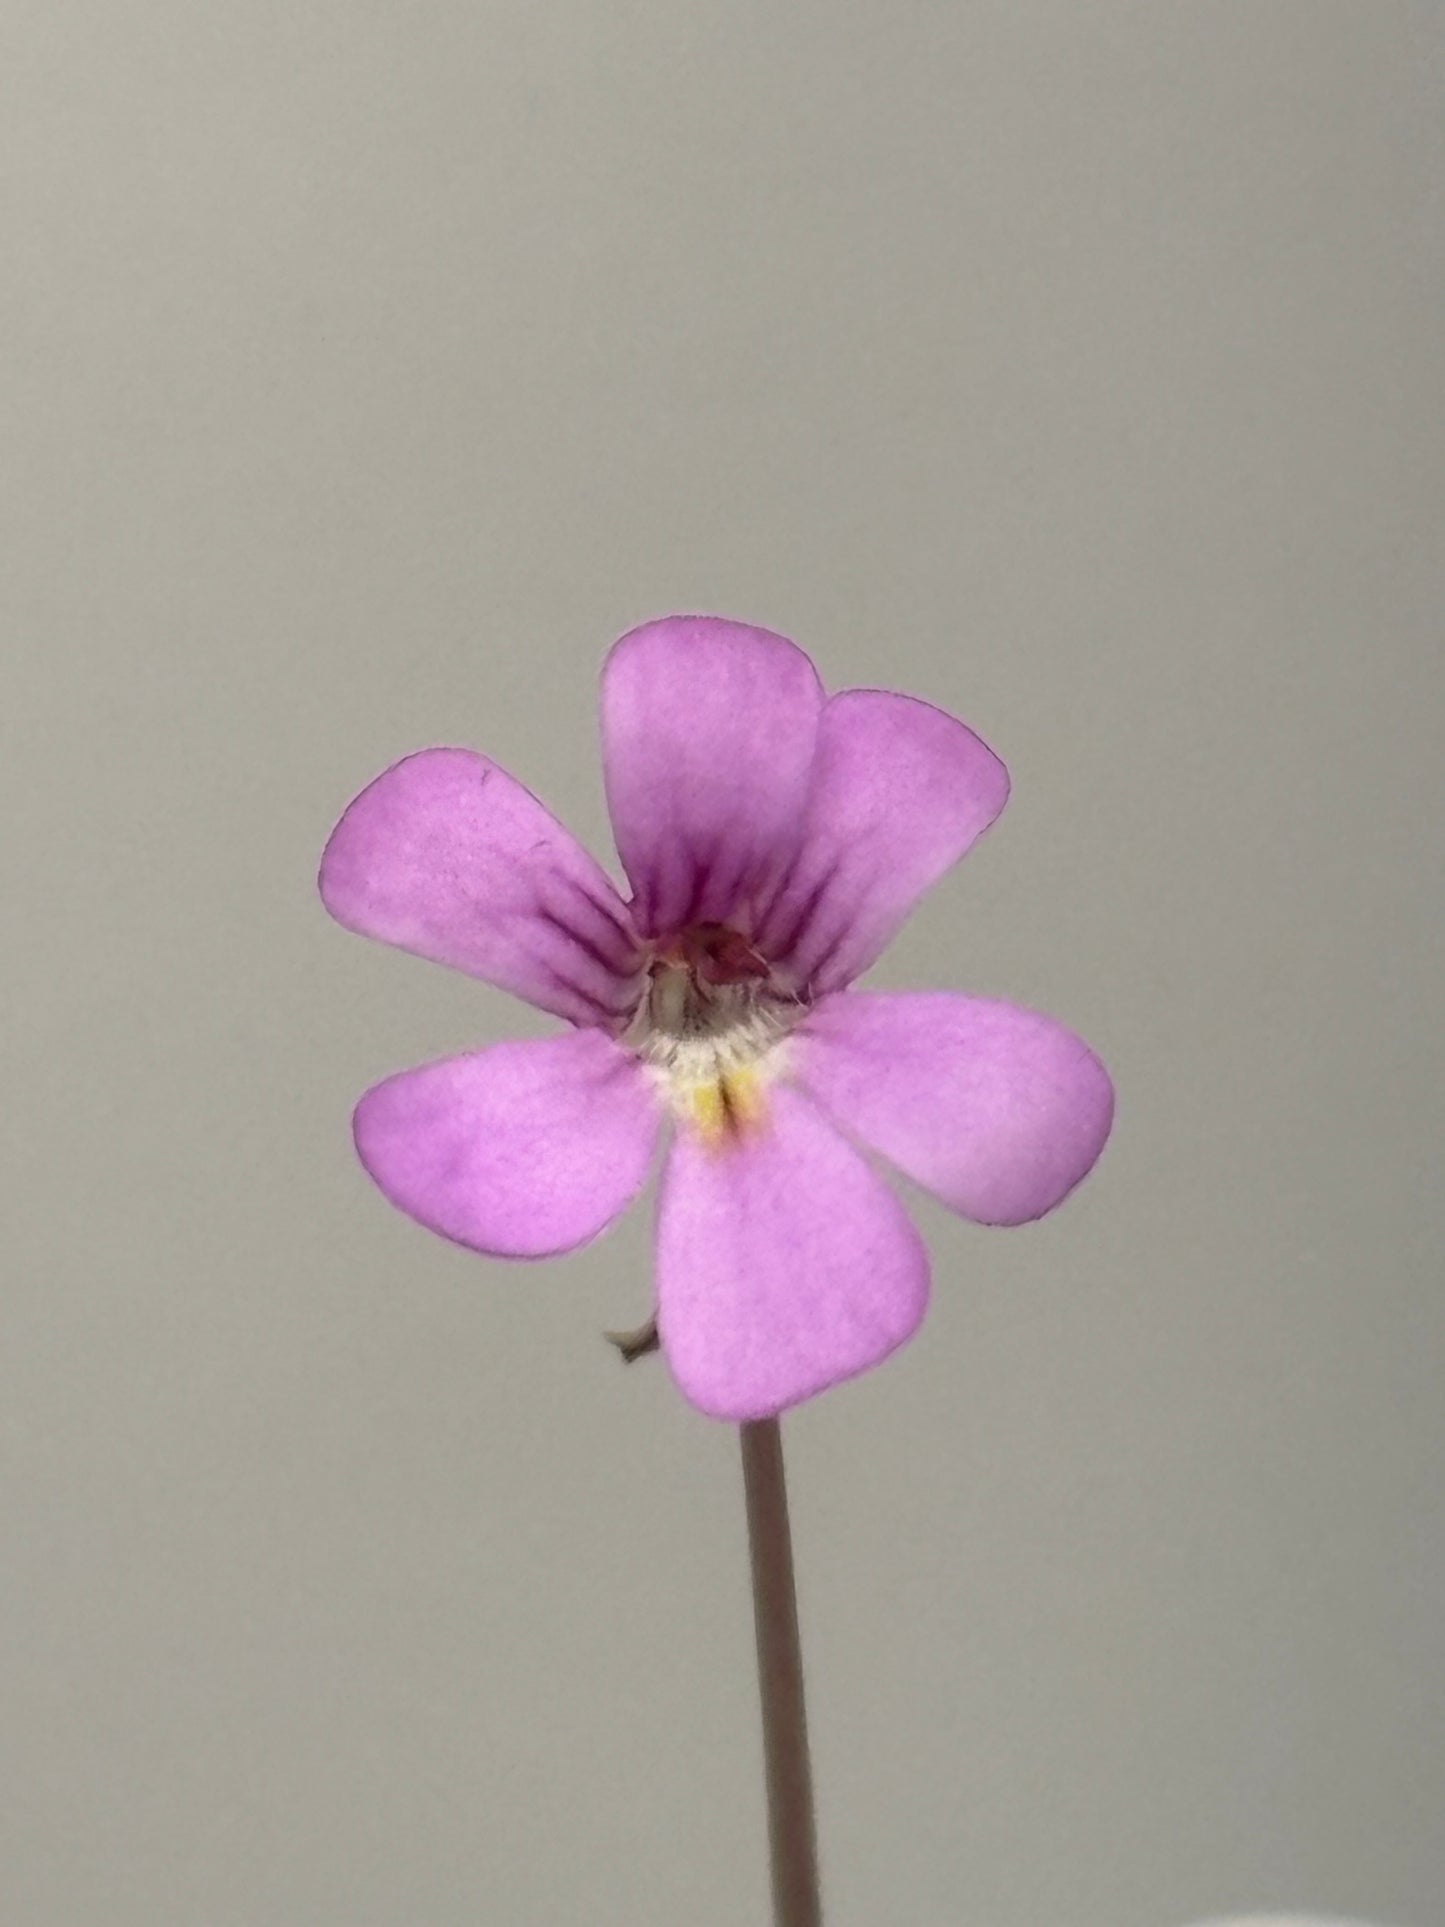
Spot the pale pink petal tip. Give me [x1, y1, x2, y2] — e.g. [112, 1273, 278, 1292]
[354, 1031, 660, 1258]
[795, 991, 1113, 1226]
[319, 747, 639, 1027]
[756, 688, 1010, 994]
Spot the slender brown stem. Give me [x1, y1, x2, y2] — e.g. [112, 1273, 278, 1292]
[740, 1417, 822, 1927]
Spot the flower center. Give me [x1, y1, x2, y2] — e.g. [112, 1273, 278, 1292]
[626, 923, 802, 1143]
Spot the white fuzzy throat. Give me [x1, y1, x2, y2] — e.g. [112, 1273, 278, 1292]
[637, 968, 793, 1073]
[626, 952, 801, 1141]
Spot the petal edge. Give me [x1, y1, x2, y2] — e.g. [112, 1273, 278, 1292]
[600, 616, 824, 937]
[793, 990, 1113, 1226]
[756, 690, 1009, 993]
[353, 1031, 661, 1258]
[320, 747, 640, 1027]
[656, 1085, 930, 1419]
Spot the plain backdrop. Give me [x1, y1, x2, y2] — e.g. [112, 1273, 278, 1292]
[3, 4, 1441, 1924]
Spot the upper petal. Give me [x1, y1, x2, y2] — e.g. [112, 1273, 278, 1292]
[319, 748, 641, 1028]
[793, 991, 1114, 1226]
[655, 1085, 930, 1420]
[754, 689, 1009, 994]
[599, 616, 825, 938]
[353, 1030, 662, 1257]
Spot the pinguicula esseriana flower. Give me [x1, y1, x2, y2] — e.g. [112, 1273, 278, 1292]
[319, 616, 1113, 1420]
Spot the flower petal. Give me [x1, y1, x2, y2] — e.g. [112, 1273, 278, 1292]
[353, 1031, 661, 1257]
[794, 991, 1114, 1226]
[655, 1085, 929, 1420]
[754, 690, 1010, 994]
[599, 616, 825, 938]
[320, 748, 640, 1027]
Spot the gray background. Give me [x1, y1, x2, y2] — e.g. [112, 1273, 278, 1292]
[3, 3, 1441, 1923]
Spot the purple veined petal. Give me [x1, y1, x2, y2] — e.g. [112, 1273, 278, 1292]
[353, 1030, 662, 1258]
[655, 1084, 930, 1420]
[599, 616, 825, 939]
[754, 689, 1010, 995]
[793, 991, 1114, 1227]
[320, 748, 642, 1029]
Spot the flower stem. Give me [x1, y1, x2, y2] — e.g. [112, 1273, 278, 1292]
[740, 1417, 822, 1927]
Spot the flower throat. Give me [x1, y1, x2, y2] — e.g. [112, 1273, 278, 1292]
[627, 922, 802, 1141]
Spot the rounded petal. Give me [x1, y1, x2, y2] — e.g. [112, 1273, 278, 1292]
[353, 1031, 661, 1257]
[794, 991, 1114, 1227]
[599, 616, 824, 938]
[754, 690, 1010, 994]
[655, 1085, 930, 1420]
[320, 748, 641, 1028]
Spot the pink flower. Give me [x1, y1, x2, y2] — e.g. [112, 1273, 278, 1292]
[319, 616, 1113, 1420]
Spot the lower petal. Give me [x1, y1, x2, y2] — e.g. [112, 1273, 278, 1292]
[354, 1031, 661, 1257]
[655, 1086, 930, 1420]
[794, 991, 1114, 1227]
